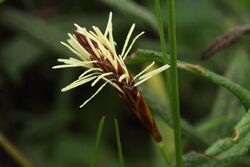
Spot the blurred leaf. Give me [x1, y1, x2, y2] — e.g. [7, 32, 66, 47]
[100, 0, 157, 31]
[127, 49, 250, 110]
[0, 8, 71, 57]
[141, 86, 210, 149]
[181, 109, 250, 167]
[197, 51, 248, 137]
[180, 152, 230, 167]
[1, 37, 44, 81]
[206, 109, 250, 158]
[91, 116, 106, 167]
[114, 118, 125, 167]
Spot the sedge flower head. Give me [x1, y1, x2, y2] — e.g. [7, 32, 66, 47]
[53, 12, 170, 142]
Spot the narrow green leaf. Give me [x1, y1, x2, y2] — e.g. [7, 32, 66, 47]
[181, 152, 230, 167]
[181, 109, 250, 167]
[210, 51, 247, 117]
[197, 51, 247, 137]
[165, 0, 183, 165]
[0, 132, 33, 167]
[91, 116, 106, 167]
[206, 109, 250, 159]
[114, 118, 125, 167]
[127, 49, 250, 110]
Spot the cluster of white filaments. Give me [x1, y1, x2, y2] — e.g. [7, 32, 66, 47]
[53, 12, 170, 108]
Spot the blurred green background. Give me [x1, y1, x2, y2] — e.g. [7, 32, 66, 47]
[0, 0, 250, 166]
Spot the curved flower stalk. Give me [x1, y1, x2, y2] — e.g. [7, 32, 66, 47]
[53, 12, 170, 142]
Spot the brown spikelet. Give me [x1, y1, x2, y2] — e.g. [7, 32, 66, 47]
[75, 32, 163, 143]
[201, 26, 250, 60]
[54, 13, 170, 143]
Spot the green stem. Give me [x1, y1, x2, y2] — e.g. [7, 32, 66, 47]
[166, 0, 183, 166]
[114, 118, 125, 167]
[154, 0, 169, 65]
[154, 0, 183, 165]
[178, 62, 250, 110]
[154, 0, 172, 96]
[0, 132, 33, 167]
[127, 49, 250, 110]
[154, 1, 174, 166]
[91, 116, 106, 167]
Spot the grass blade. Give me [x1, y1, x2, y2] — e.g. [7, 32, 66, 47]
[182, 109, 250, 167]
[156, 0, 184, 165]
[91, 116, 106, 167]
[0, 132, 33, 167]
[114, 118, 125, 167]
[197, 51, 247, 138]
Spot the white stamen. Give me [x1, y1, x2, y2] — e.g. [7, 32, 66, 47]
[119, 74, 127, 82]
[82, 28, 101, 58]
[67, 34, 90, 61]
[53, 59, 97, 69]
[92, 26, 117, 57]
[139, 64, 170, 80]
[133, 62, 155, 80]
[61, 76, 97, 92]
[80, 82, 108, 108]
[52, 64, 90, 69]
[60, 42, 82, 58]
[134, 75, 152, 87]
[56, 12, 171, 109]
[89, 31, 110, 59]
[74, 24, 85, 32]
[107, 17, 116, 54]
[102, 77, 123, 93]
[78, 68, 102, 79]
[123, 32, 144, 60]
[91, 72, 113, 87]
[121, 24, 135, 57]
[104, 12, 112, 37]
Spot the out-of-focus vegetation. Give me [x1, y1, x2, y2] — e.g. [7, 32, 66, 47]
[0, 0, 250, 167]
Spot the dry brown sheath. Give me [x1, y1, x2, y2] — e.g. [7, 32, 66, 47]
[201, 26, 250, 60]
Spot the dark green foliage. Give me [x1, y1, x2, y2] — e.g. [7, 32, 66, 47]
[1, 0, 250, 167]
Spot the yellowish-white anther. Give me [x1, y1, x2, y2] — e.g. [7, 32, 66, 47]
[139, 64, 170, 80]
[133, 62, 155, 80]
[121, 23, 135, 58]
[80, 82, 108, 108]
[91, 72, 113, 87]
[123, 31, 144, 60]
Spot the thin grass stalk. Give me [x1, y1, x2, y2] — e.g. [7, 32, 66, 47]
[114, 118, 125, 167]
[154, 0, 177, 165]
[90, 116, 106, 167]
[166, 0, 183, 166]
[154, 0, 172, 96]
[0, 132, 33, 167]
